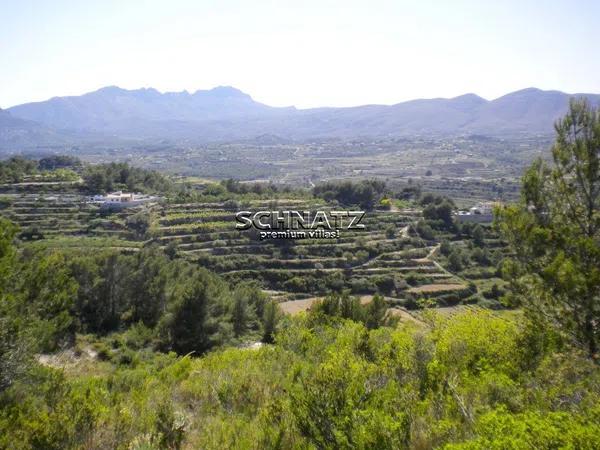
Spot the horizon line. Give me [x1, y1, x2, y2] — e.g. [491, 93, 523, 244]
[5, 85, 599, 111]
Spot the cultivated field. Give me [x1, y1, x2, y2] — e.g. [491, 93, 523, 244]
[0, 180, 490, 311]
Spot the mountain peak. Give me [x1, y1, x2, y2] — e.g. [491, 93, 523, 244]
[493, 87, 564, 101]
[212, 85, 244, 94]
[515, 87, 543, 93]
[7, 84, 268, 131]
[450, 93, 487, 106]
[194, 86, 251, 99]
[89, 86, 163, 99]
[92, 85, 127, 95]
[451, 93, 486, 102]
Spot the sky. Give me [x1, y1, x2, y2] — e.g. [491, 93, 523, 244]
[1, 0, 599, 109]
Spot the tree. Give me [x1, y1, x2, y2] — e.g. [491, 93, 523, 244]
[0, 218, 17, 292]
[1, 218, 80, 389]
[96, 253, 131, 331]
[440, 240, 452, 256]
[157, 269, 232, 355]
[37, 155, 81, 171]
[0, 157, 37, 183]
[83, 162, 172, 194]
[165, 241, 179, 260]
[231, 284, 259, 338]
[423, 199, 454, 228]
[313, 292, 363, 322]
[166, 277, 213, 355]
[310, 292, 396, 329]
[126, 210, 153, 239]
[261, 300, 281, 343]
[0, 219, 30, 392]
[364, 294, 394, 329]
[313, 180, 387, 210]
[497, 99, 600, 358]
[416, 220, 435, 240]
[448, 250, 464, 272]
[17, 251, 78, 351]
[126, 247, 169, 327]
[384, 224, 396, 239]
[471, 247, 490, 265]
[472, 224, 485, 247]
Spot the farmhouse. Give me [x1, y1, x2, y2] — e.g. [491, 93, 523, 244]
[87, 191, 158, 209]
[455, 201, 498, 223]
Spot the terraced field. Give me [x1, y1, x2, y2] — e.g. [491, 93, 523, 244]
[1, 184, 476, 308]
[147, 199, 470, 305]
[0, 191, 148, 249]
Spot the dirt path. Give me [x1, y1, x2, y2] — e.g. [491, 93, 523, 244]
[415, 243, 440, 262]
[400, 225, 409, 238]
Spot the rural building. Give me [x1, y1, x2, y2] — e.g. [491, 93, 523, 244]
[455, 201, 498, 223]
[87, 191, 158, 209]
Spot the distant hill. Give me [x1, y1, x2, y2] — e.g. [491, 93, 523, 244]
[7, 86, 292, 132]
[3, 86, 600, 146]
[0, 108, 77, 150]
[0, 108, 30, 127]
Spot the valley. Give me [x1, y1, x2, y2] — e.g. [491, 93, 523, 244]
[0, 166, 506, 316]
[1, 99, 598, 450]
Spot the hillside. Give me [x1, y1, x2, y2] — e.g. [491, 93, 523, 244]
[0, 150, 599, 449]
[7, 86, 292, 132]
[3, 87, 600, 145]
[0, 107, 77, 150]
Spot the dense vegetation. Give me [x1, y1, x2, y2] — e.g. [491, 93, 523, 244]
[497, 99, 600, 358]
[0, 156, 80, 183]
[82, 162, 174, 194]
[0, 156, 175, 195]
[0, 101, 598, 449]
[0, 222, 280, 357]
[1, 269, 598, 448]
[313, 179, 388, 210]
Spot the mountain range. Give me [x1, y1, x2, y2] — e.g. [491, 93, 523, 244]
[2, 86, 599, 149]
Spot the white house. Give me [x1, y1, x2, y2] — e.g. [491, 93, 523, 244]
[456, 201, 499, 223]
[469, 202, 494, 215]
[88, 191, 157, 209]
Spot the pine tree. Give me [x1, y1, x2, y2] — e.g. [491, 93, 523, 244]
[170, 278, 212, 355]
[261, 300, 280, 344]
[498, 99, 600, 358]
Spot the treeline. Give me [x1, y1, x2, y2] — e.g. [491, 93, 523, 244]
[70, 246, 281, 352]
[313, 179, 388, 210]
[164, 178, 311, 205]
[220, 178, 294, 195]
[311, 292, 398, 329]
[82, 162, 173, 194]
[0, 157, 37, 182]
[0, 156, 175, 195]
[0, 218, 281, 366]
[420, 193, 455, 228]
[0, 155, 81, 183]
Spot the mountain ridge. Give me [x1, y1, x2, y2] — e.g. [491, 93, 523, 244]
[3, 86, 600, 147]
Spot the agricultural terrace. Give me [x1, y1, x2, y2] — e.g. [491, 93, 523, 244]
[0, 169, 507, 311]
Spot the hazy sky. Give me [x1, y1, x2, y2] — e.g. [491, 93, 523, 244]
[1, 0, 599, 109]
